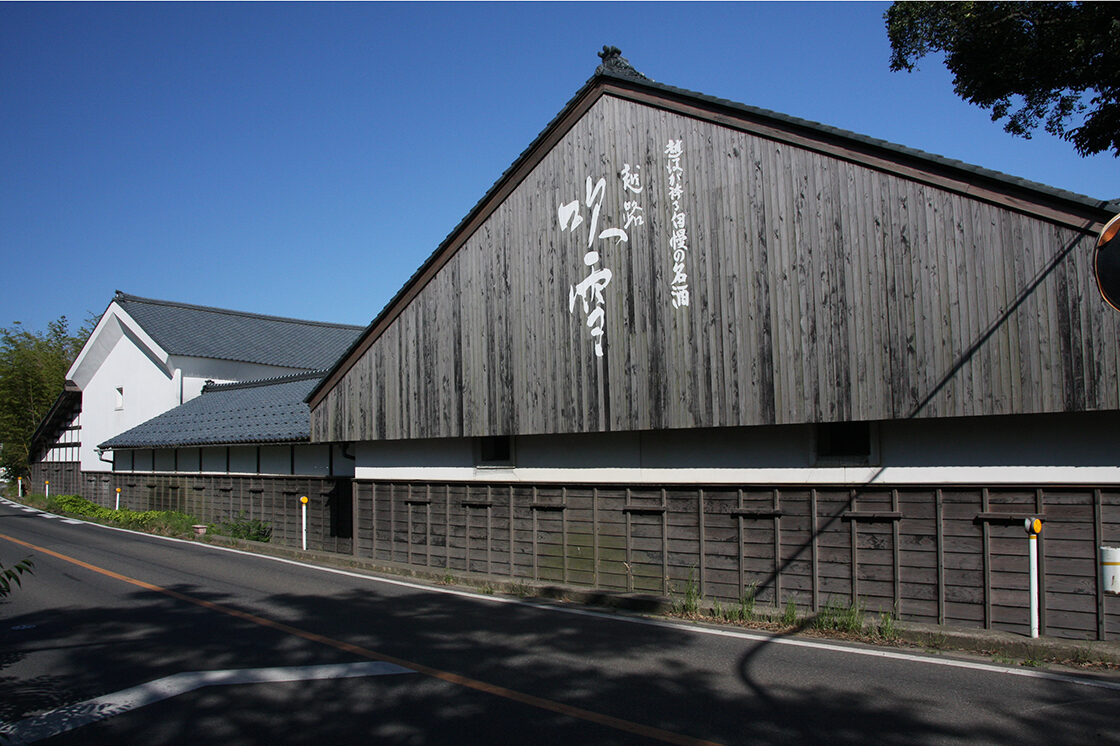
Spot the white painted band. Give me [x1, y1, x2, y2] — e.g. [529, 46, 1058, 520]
[354, 464, 1120, 486]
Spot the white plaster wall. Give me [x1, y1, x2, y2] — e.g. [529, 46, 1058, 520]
[112, 443, 350, 477]
[80, 333, 179, 472]
[70, 302, 315, 474]
[354, 411, 1120, 485]
[172, 356, 312, 402]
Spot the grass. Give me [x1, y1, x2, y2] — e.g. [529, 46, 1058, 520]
[737, 584, 758, 621]
[924, 632, 949, 651]
[781, 597, 798, 626]
[812, 596, 865, 634]
[672, 568, 701, 616]
[210, 512, 272, 542]
[509, 581, 533, 598]
[875, 609, 900, 641]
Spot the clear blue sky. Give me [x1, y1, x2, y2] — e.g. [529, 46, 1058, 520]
[3, 2, 1116, 336]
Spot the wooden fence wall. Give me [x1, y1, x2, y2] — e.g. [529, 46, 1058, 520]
[355, 479, 1120, 641]
[27, 463, 1120, 641]
[29, 464, 352, 555]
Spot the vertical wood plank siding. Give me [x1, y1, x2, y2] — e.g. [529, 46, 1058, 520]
[311, 95, 1116, 442]
[349, 479, 1120, 641]
[34, 468, 355, 555]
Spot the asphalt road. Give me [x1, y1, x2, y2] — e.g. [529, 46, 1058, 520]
[1, 496, 1118, 745]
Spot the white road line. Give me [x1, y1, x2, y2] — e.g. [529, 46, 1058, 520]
[1, 498, 83, 524]
[0, 661, 413, 744]
[3, 496, 1118, 693]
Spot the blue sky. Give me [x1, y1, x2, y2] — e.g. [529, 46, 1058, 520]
[3, 2, 1116, 336]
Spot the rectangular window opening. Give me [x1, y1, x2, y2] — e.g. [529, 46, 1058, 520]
[115, 387, 124, 410]
[476, 435, 514, 466]
[814, 422, 876, 465]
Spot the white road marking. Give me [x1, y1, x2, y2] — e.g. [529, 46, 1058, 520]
[3, 496, 1118, 694]
[0, 661, 413, 744]
[1, 498, 95, 525]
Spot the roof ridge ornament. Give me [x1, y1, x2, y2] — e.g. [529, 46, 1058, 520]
[595, 45, 648, 81]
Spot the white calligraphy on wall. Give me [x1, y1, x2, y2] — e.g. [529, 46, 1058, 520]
[665, 140, 690, 309]
[559, 176, 629, 358]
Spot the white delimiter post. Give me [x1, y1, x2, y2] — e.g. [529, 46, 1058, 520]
[1025, 517, 1042, 639]
[1029, 534, 1039, 638]
[115, 487, 121, 511]
[44, 480, 49, 500]
[17, 477, 22, 498]
[300, 496, 309, 551]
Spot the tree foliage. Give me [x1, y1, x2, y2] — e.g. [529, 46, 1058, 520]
[886, 2, 1120, 157]
[0, 317, 90, 480]
[0, 557, 33, 598]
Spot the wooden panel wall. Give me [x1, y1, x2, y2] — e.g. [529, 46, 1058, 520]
[353, 479, 1120, 641]
[33, 470, 353, 556]
[30, 462, 85, 499]
[312, 94, 1119, 442]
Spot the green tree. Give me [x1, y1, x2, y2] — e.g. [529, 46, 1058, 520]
[886, 2, 1120, 157]
[0, 317, 90, 480]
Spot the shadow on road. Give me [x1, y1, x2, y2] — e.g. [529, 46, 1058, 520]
[1, 550, 1117, 744]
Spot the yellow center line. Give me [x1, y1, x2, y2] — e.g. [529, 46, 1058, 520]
[0, 532, 722, 746]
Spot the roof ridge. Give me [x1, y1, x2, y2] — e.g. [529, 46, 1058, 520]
[114, 291, 366, 330]
[593, 67, 1119, 213]
[203, 369, 327, 393]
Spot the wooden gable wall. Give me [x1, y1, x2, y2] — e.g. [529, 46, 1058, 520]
[311, 92, 1118, 443]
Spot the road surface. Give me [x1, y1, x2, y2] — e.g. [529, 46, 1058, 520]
[1, 496, 1117, 744]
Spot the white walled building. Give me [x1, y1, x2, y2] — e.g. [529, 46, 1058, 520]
[30, 292, 363, 494]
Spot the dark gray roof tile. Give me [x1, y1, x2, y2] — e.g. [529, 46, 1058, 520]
[114, 292, 364, 369]
[100, 371, 323, 449]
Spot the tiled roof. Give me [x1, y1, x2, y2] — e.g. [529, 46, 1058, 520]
[114, 292, 365, 369]
[99, 371, 324, 449]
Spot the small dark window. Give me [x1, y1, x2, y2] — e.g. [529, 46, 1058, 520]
[477, 435, 513, 465]
[328, 481, 352, 539]
[815, 422, 873, 464]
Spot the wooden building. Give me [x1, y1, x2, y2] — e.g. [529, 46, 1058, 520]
[307, 50, 1120, 640]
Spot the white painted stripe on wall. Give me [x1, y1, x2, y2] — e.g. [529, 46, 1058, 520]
[0, 661, 412, 744]
[354, 464, 1120, 486]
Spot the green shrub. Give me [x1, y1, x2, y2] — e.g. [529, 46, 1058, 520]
[46, 494, 198, 536]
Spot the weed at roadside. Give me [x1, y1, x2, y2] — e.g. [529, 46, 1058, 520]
[672, 568, 701, 616]
[876, 609, 900, 641]
[781, 597, 798, 626]
[211, 512, 272, 542]
[813, 596, 865, 634]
